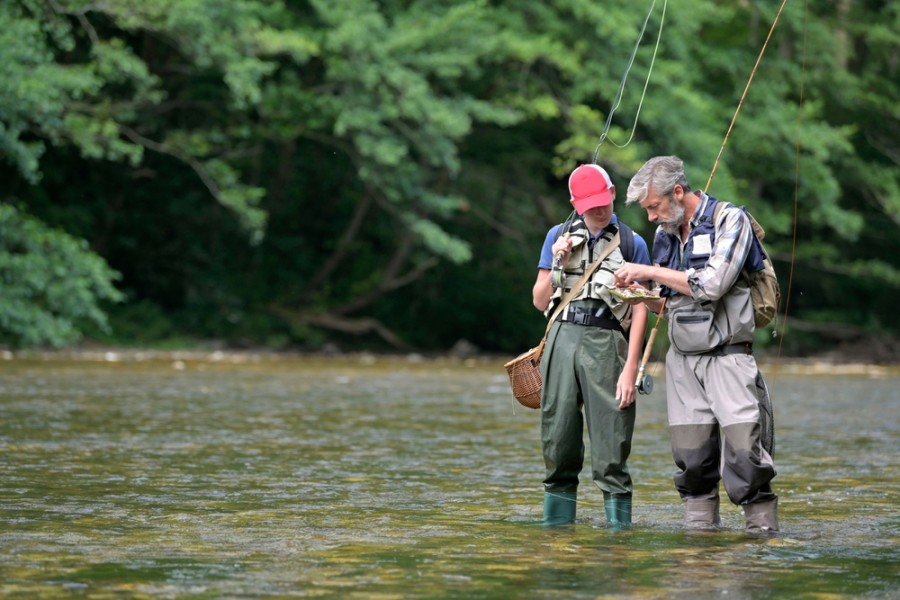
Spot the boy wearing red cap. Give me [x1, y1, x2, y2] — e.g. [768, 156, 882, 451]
[532, 164, 651, 526]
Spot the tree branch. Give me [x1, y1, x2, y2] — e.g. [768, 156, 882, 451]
[303, 189, 373, 301]
[268, 305, 411, 350]
[119, 125, 223, 200]
[333, 256, 439, 316]
[47, 0, 100, 45]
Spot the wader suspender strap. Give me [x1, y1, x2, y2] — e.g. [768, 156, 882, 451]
[535, 233, 622, 357]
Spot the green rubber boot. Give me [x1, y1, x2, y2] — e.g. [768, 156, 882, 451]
[543, 492, 577, 525]
[604, 495, 632, 529]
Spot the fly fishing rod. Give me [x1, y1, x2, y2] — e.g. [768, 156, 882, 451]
[635, 298, 665, 395]
[631, 0, 791, 397]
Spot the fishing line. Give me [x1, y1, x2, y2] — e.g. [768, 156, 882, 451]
[637, 0, 793, 391]
[607, 0, 667, 150]
[704, 0, 791, 191]
[591, 0, 665, 164]
[554, 1, 663, 273]
[777, 0, 807, 361]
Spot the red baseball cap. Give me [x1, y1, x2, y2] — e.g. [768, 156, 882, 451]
[568, 164, 614, 214]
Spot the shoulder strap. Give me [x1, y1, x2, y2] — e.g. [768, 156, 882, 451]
[617, 221, 634, 262]
[712, 199, 732, 228]
[713, 200, 768, 273]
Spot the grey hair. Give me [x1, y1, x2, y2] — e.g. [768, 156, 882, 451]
[625, 155, 692, 205]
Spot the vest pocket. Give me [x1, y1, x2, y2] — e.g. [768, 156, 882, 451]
[670, 306, 726, 354]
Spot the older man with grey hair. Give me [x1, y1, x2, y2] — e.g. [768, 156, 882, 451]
[613, 155, 779, 533]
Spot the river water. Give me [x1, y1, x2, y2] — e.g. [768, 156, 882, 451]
[0, 354, 897, 598]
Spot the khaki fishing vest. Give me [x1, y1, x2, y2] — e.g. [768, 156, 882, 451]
[546, 220, 632, 330]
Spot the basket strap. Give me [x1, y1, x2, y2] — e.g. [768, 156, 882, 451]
[538, 233, 621, 355]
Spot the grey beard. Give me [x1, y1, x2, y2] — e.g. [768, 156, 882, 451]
[659, 201, 685, 236]
[660, 222, 679, 235]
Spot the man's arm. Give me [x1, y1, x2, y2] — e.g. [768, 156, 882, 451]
[533, 226, 572, 311]
[616, 300, 647, 408]
[616, 263, 692, 296]
[533, 269, 553, 311]
[613, 263, 689, 314]
[691, 206, 753, 302]
[615, 205, 754, 304]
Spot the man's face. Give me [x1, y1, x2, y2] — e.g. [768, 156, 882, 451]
[640, 185, 685, 235]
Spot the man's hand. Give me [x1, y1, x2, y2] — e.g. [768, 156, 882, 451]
[616, 361, 638, 409]
[552, 235, 573, 268]
[614, 263, 666, 313]
[614, 262, 653, 288]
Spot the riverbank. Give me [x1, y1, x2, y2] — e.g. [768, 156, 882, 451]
[4, 346, 898, 378]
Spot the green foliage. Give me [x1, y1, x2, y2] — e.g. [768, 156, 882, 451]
[0, 204, 123, 347]
[0, 4, 96, 181]
[0, 0, 896, 356]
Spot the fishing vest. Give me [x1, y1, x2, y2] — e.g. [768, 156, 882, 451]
[546, 218, 633, 330]
[650, 194, 758, 354]
[652, 194, 767, 290]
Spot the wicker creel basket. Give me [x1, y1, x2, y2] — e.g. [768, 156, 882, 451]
[503, 341, 545, 409]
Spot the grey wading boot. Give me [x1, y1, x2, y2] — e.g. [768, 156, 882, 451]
[603, 494, 632, 529]
[543, 491, 576, 526]
[684, 489, 722, 530]
[744, 498, 779, 533]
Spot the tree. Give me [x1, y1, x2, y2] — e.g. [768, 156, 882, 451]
[0, 203, 123, 347]
[1, 0, 897, 358]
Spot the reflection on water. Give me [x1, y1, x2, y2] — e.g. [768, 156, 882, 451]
[0, 355, 897, 597]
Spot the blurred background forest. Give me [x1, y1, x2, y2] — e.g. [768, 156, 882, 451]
[0, 0, 897, 362]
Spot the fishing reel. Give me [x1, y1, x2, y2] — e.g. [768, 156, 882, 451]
[551, 264, 565, 289]
[551, 231, 571, 290]
[635, 299, 666, 396]
[635, 364, 654, 395]
[637, 373, 654, 395]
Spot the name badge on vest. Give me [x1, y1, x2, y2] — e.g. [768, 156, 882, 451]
[693, 234, 712, 256]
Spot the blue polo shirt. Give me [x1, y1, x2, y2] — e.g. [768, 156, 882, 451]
[538, 214, 651, 269]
